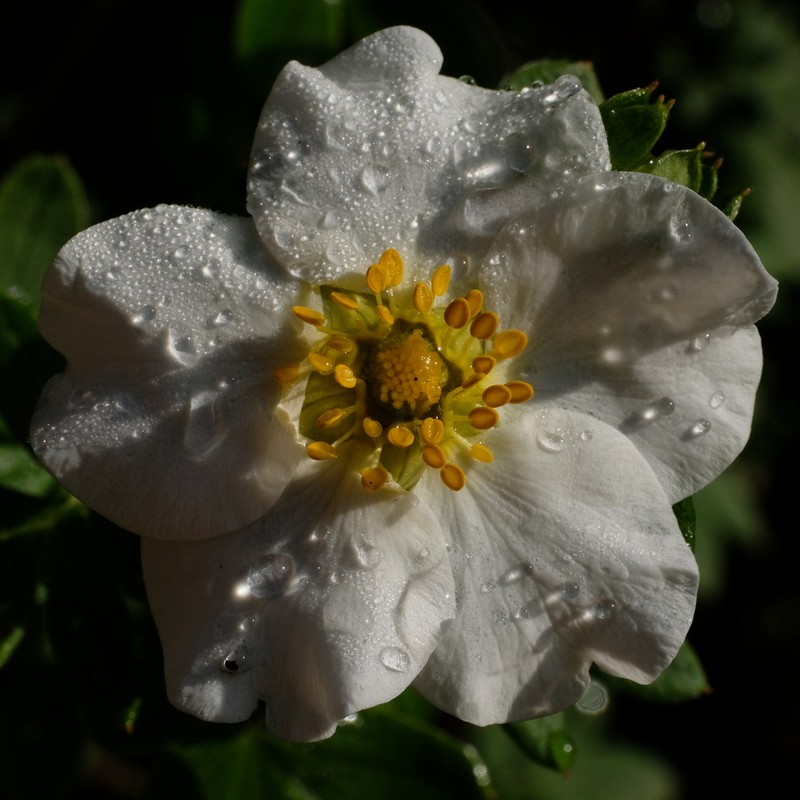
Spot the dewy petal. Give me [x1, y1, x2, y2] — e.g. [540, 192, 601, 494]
[142, 457, 455, 742]
[481, 171, 777, 501]
[31, 205, 308, 540]
[413, 407, 697, 726]
[248, 26, 609, 285]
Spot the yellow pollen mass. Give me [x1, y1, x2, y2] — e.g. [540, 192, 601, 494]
[373, 328, 444, 415]
[285, 249, 535, 494]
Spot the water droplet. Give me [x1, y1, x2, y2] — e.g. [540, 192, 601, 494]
[512, 605, 531, 620]
[360, 163, 389, 195]
[166, 325, 198, 366]
[210, 309, 234, 327]
[416, 547, 430, 561]
[559, 582, 580, 600]
[173, 245, 190, 260]
[132, 304, 156, 325]
[222, 647, 252, 673]
[690, 333, 711, 352]
[424, 135, 443, 155]
[503, 132, 537, 173]
[593, 599, 617, 620]
[321, 209, 341, 229]
[580, 430, 593, 442]
[687, 418, 712, 438]
[480, 581, 495, 594]
[577, 681, 609, 714]
[624, 397, 675, 430]
[537, 430, 565, 453]
[542, 75, 581, 107]
[499, 562, 533, 586]
[458, 75, 477, 85]
[184, 391, 227, 456]
[709, 391, 725, 409]
[247, 553, 295, 599]
[352, 538, 382, 570]
[201, 259, 221, 282]
[599, 346, 625, 365]
[379, 646, 410, 673]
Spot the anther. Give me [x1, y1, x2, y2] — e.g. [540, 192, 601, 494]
[292, 306, 326, 326]
[468, 407, 499, 430]
[470, 311, 499, 340]
[420, 417, 445, 444]
[469, 443, 494, 463]
[472, 355, 496, 375]
[422, 444, 447, 469]
[366, 264, 387, 293]
[330, 291, 359, 310]
[461, 372, 486, 389]
[315, 408, 346, 429]
[464, 289, 484, 317]
[308, 352, 335, 374]
[413, 282, 433, 312]
[360, 466, 388, 491]
[379, 248, 404, 287]
[307, 441, 337, 460]
[505, 381, 534, 403]
[431, 265, 451, 296]
[441, 463, 466, 491]
[387, 426, 415, 448]
[493, 330, 528, 358]
[482, 384, 512, 408]
[334, 364, 357, 389]
[363, 417, 383, 438]
[376, 305, 394, 325]
[274, 364, 301, 386]
[327, 335, 354, 353]
[444, 298, 471, 329]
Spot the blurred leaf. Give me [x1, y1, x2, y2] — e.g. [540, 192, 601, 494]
[235, 0, 347, 61]
[600, 85, 671, 171]
[147, 710, 489, 800]
[0, 626, 25, 669]
[501, 59, 604, 103]
[672, 497, 696, 551]
[0, 442, 55, 497]
[0, 155, 89, 313]
[504, 713, 575, 773]
[602, 641, 709, 703]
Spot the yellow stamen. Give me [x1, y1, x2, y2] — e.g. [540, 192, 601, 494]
[307, 441, 337, 460]
[334, 364, 358, 389]
[292, 306, 325, 326]
[315, 408, 346, 429]
[431, 265, 451, 296]
[482, 384, 512, 408]
[308, 352, 335, 374]
[506, 381, 534, 403]
[493, 329, 528, 358]
[420, 417, 445, 445]
[441, 462, 466, 491]
[461, 372, 486, 389]
[361, 466, 388, 491]
[330, 291, 359, 310]
[469, 443, 493, 462]
[444, 298, 470, 329]
[376, 304, 394, 325]
[387, 426, 415, 448]
[464, 289, 484, 317]
[379, 248, 404, 287]
[472, 355, 496, 375]
[468, 407, 499, 430]
[422, 444, 447, 469]
[366, 264, 387, 293]
[413, 282, 433, 312]
[470, 311, 499, 340]
[274, 364, 301, 386]
[327, 335, 354, 353]
[362, 417, 383, 438]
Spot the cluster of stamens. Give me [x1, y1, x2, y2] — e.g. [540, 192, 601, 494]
[276, 249, 533, 492]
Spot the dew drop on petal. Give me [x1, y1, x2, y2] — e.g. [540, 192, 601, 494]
[690, 333, 711, 352]
[173, 245, 190, 260]
[537, 430, 565, 453]
[131, 304, 157, 325]
[184, 391, 227, 457]
[593, 598, 617, 620]
[68, 389, 96, 409]
[577, 681, 609, 714]
[352, 539, 382, 570]
[247, 553, 294, 599]
[166, 325, 198, 366]
[559, 582, 581, 600]
[360, 163, 389, 195]
[625, 397, 675, 430]
[709, 391, 725, 409]
[379, 646, 410, 673]
[687, 418, 712, 438]
[209, 309, 234, 327]
[499, 562, 533, 586]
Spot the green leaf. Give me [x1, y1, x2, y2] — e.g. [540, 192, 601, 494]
[235, 0, 347, 61]
[637, 144, 720, 199]
[0, 156, 89, 313]
[602, 641, 709, 703]
[672, 497, 696, 551]
[503, 713, 575, 773]
[501, 59, 604, 103]
[146, 710, 489, 800]
[0, 443, 55, 497]
[600, 85, 672, 171]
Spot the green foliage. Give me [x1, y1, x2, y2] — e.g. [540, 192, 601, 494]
[672, 497, 696, 552]
[504, 714, 575, 773]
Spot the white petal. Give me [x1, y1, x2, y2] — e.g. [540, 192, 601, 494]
[248, 26, 609, 285]
[142, 459, 455, 742]
[31, 205, 307, 540]
[412, 408, 698, 726]
[481, 171, 777, 500]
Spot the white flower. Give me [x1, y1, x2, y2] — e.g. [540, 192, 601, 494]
[31, 27, 777, 742]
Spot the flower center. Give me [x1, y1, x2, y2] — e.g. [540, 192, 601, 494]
[276, 249, 533, 492]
